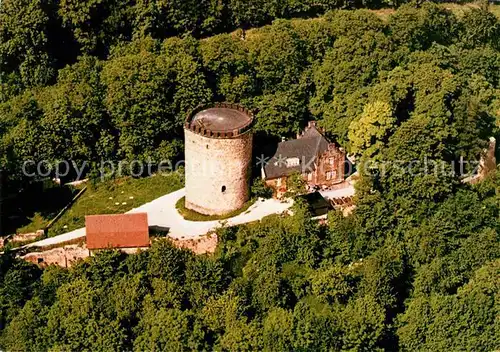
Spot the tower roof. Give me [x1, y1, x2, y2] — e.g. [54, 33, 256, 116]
[192, 107, 252, 132]
[185, 103, 253, 138]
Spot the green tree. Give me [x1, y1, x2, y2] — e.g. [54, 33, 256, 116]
[340, 295, 386, 351]
[0, 0, 56, 87]
[218, 319, 264, 351]
[0, 260, 41, 330]
[310, 17, 393, 141]
[397, 260, 499, 351]
[262, 308, 294, 351]
[292, 298, 342, 351]
[245, 21, 307, 93]
[388, 3, 458, 52]
[37, 56, 115, 164]
[0, 92, 45, 182]
[283, 172, 307, 198]
[411, 229, 499, 296]
[348, 101, 395, 158]
[311, 265, 358, 304]
[185, 256, 230, 309]
[58, 0, 133, 55]
[101, 39, 211, 161]
[134, 306, 204, 351]
[250, 177, 273, 198]
[133, 0, 225, 38]
[45, 278, 126, 351]
[0, 298, 49, 352]
[459, 8, 500, 49]
[146, 239, 192, 282]
[228, 0, 273, 28]
[200, 289, 248, 333]
[200, 33, 255, 102]
[253, 84, 309, 137]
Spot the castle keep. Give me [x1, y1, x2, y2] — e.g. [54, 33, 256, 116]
[184, 103, 253, 215]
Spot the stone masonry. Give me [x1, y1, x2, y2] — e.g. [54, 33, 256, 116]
[184, 103, 253, 215]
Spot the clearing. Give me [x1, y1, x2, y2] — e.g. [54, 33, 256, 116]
[16, 173, 184, 237]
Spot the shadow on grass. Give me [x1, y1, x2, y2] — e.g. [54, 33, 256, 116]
[2, 180, 78, 235]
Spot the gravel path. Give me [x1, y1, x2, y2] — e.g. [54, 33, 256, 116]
[129, 188, 293, 239]
[25, 227, 86, 248]
[25, 188, 293, 248]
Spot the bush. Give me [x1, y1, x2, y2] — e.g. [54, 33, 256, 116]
[251, 178, 273, 199]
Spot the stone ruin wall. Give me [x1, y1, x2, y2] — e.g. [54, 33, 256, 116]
[184, 128, 253, 215]
[22, 244, 90, 268]
[21, 237, 218, 268]
[170, 234, 218, 255]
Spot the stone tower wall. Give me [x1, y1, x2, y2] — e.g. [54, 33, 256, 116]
[184, 128, 253, 215]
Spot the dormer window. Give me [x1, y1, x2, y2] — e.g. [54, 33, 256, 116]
[286, 157, 300, 167]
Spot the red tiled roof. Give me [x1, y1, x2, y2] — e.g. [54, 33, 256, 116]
[85, 213, 149, 250]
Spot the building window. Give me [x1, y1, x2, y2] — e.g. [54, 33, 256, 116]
[326, 171, 336, 180]
[221, 185, 226, 193]
[329, 157, 334, 165]
[286, 157, 300, 167]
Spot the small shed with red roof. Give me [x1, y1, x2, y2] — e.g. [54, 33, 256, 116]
[85, 213, 150, 251]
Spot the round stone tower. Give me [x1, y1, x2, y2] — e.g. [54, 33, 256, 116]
[184, 103, 253, 216]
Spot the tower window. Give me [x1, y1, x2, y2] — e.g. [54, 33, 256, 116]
[221, 185, 226, 193]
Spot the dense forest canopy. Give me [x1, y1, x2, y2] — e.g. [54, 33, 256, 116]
[0, 0, 499, 350]
[0, 181, 498, 351]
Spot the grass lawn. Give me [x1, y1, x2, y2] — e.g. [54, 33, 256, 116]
[441, 2, 500, 18]
[366, 2, 500, 21]
[44, 173, 183, 236]
[369, 2, 500, 20]
[17, 213, 50, 235]
[490, 4, 500, 18]
[176, 196, 256, 221]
